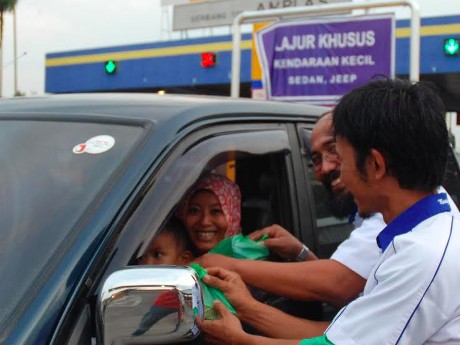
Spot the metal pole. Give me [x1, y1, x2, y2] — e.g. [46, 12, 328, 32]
[0, 31, 2, 97]
[230, 0, 420, 98]
[408, 1, 420, 82]
[230, 16, 243, 99]
[13, 6, 18, 96]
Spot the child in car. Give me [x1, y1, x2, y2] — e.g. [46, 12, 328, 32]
[138, 217, 194, 266]
[133, 218, 194, 336]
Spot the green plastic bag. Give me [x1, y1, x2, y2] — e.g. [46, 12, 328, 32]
[299, 335, 334, 345]
[190, 263, 236, 320]
[208, 234, 270, 260]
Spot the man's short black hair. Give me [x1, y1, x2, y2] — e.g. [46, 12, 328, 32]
[333, 77, 448, 192]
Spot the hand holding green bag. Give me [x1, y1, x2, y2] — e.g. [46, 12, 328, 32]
[190, 263, 236, 320]
[191, 235, 269, 319]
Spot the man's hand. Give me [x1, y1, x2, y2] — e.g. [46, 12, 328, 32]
[196, 300, 247, 345]
[202, 267, 257, 314]
[249, 224, 304, 260]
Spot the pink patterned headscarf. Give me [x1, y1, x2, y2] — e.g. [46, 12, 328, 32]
[178, 173, 242, 237]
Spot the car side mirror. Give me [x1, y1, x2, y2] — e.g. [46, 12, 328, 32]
[97, 266, 203, 345]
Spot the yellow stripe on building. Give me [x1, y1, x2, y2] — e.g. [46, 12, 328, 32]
[396, 23, 460, 38]
[46, 40, 253, 67]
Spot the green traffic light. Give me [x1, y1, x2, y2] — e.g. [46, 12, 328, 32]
[105, 60, 118, 74]
[444, 38, 459, 56]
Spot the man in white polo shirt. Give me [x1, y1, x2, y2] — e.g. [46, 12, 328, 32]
[197, 78, 460, 344]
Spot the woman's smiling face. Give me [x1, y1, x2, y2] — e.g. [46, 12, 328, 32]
[183, 190, 228, 254]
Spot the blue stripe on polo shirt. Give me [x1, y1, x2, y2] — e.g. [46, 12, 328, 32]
[376, 193, 451, 251]
[348, 204, 358, 224]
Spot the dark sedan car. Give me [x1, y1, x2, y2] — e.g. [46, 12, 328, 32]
[1, 94, 459, 345]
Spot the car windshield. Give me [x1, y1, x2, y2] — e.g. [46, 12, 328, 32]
[0, 119, 143, 327]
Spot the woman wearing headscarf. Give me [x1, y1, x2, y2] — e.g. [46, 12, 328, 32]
[178, 173, 242, 255]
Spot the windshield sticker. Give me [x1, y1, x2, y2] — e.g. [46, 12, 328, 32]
[73, 135, 115, 155]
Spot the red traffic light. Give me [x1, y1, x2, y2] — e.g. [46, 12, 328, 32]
[201, 52, 216, 68]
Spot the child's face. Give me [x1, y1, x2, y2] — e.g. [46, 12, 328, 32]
[139, 231, 190, 265]
[183, 190, 228, 254]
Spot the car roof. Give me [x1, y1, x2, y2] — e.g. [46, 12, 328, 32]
[0, 93, 327, 129]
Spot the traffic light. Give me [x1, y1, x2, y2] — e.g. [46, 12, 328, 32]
[444, 38, 459, 56]
[200, 52, 217, 68]
[105, 60, 118, 74]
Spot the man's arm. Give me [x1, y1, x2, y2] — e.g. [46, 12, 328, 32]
[247, 224, 364, 307]
[196, 255, 364, 308]
[197, 300, 307, 345]
[237, 291, 329, 339]
[202, 267, 329, 339]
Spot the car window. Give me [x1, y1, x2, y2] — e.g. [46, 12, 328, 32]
[104, 125, 295, 275]
[0, 120, 144, 329]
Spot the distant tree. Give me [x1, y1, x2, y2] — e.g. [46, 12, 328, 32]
[0, 0, 17, 48]
[0, 0, 17, 96]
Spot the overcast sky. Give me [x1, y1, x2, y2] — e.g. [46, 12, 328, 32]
[0, 0, 456, 97]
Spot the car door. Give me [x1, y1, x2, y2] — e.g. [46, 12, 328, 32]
[58, 120, 319, 344]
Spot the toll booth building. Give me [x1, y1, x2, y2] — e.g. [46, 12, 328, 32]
[45, 14, 460, 111]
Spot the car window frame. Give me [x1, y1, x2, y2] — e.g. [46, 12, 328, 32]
[288, 123, 319, 253]
[107, 123, 296, 270]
